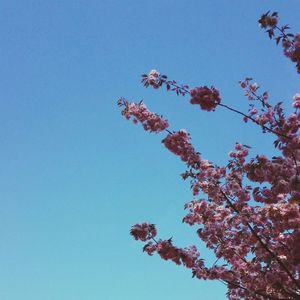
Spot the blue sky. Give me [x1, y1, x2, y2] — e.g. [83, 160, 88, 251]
[0, 1, 299, 299]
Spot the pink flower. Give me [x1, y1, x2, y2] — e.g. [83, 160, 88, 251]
[292, 93, 300, 108]
[249, 108, 258, 115]
[283, 35, 300, 73]
[190, 86, 221, 111]
[147, 69, 161, 89]
[130, 223, 157, 241]
[249, 83, 258, 92]
[162, 130, 201, 167]
[143, 242, 157, 255]
[239, 80, 247, 88]
[119, 98, 169, 133]
[263, 91, 269, 100]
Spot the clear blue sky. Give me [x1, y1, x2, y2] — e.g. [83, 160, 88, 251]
[0, 1, 299, 299]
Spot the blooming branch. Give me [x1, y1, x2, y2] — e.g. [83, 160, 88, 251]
[118, 11, 300, 300]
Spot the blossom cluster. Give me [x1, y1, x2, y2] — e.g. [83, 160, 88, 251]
[238, 77, 300, 161]
[162, 130, 201, 168]
[117, 98, 169, 133]
[284, 34, 300, 73]
[141, 70, 190, 96]
[131, 225, 203, 268]
[130, 223, 157, 242]
[141, 69, 162, 89]
[239, 77, 268, 102]
[259, 11, 300, 73]
[190, 86, 221, 111]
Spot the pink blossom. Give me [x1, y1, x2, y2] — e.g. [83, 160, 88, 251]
[249, 83, 258, 92]
[162, 130, 201, 167]
[293, 93, 300, 108]
[143, 242, 157, 255]
[190, 86, 221, 111]
[284, 35, 300, 73]
[146, 69, 161, 89]
[118, 98, 169, 133]
[130, 223, 157, 241]
[249, 108, 258, 115]
[239, 80, 247, 89]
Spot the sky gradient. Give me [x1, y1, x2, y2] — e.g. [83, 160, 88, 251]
[0, 1, 300, 299]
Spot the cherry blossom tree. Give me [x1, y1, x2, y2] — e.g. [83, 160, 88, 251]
[118, 12, 300, 300]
